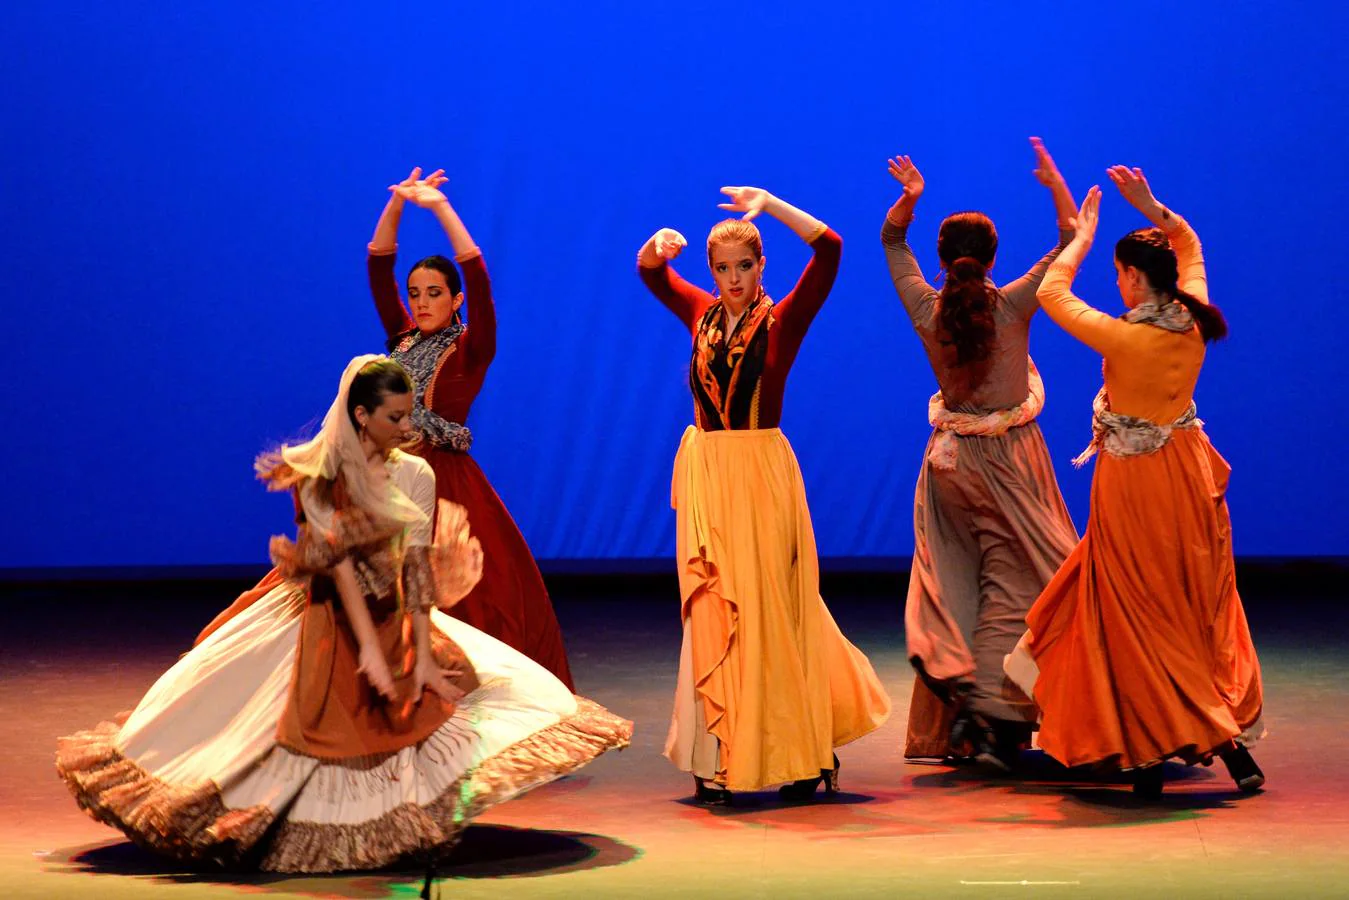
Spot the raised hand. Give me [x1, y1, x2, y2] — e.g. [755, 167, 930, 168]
[1071, 185, 1102, 244]
[718, 186, 772, 221]
[1106, 165, 1160, 214]
[389, 167, 449, 208]
[1030, 137, 1066, 187]
[358, 642, 398, 701]
[887, 156, 925, 200]
[413, 655, 466, 704]
[652, 227, 688, 261]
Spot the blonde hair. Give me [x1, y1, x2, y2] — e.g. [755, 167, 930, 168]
[706, 219, 763, 264]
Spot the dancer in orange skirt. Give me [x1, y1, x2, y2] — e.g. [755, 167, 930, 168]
[638, 187, 890, 804]
[1004, 169, 1265, 796]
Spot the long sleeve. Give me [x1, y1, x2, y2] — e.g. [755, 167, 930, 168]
[1001, 227, 1076, 319]
[270, 481, 403, 577]
[772, 228, 843, 340]
[368, 249, 415, 339]
[458, 252, 497, 366]
[881, 218, 938, 329]
[1036, 261, 1132, 358]
[411, 405, 473, 452]
[403, 460, 436, 547]
[639, 261, 715, 331]
[1167, 215, 1208, 304]
[400, 459, 437, 612]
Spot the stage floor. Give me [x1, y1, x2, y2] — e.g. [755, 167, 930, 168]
[2, 572, 1346, 899]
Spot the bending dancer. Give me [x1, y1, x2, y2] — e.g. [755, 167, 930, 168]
[368, 168, 574, 689]
[57, 356, 631, 871]
[883, 139, 1081, 768]
[1005, 169, 1264, 796]
[638, 186, 890, 804]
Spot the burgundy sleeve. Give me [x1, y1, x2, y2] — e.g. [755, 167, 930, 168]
[770, 228, 842, 346]
[459, 254, 496, 368]
[639, 261, 714, 331]
[368, 251, 414, 338]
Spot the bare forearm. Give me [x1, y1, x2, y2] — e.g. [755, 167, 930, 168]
[332, 559, 382, 650]
[886, 195, 918, 228]
[1130, 195, 1181, 234]
[1055, 236, 1093, 272]
[764, 194, 826, 242]
[1047, 180, 1077, 230]
[431, 200, 478, 259]
[370, 196, 406, 253]
[412, 609, 433, 666]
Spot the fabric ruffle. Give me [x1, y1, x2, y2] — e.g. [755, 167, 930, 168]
[57, 698, 632, 873]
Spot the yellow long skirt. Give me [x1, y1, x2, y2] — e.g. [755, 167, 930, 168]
[663, 426, 891, 791]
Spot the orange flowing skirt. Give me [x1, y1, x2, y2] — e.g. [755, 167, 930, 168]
[1006, 428, 1263, 769]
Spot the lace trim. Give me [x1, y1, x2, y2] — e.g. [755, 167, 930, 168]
[402, 545, 435, 612]
[56, 698, 632, 873]
[56, 721, 275, 865]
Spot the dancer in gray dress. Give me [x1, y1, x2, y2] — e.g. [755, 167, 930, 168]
[882, 138, 1081, 767]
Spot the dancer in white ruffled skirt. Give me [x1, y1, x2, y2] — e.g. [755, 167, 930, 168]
[57, 356, 631, 872]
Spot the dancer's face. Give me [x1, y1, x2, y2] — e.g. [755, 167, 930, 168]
[354, 391, 416, 454]
[709, 242, 764, 310]
[408, 269, 464, 334]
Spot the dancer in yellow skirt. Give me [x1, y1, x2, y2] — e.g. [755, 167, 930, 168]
[638, 186, 890, 804]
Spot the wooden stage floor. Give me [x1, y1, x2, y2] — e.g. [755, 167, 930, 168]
[2, 566, 1346, 898]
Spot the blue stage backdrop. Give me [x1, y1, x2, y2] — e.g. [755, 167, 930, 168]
[2, 1, 1346, 567]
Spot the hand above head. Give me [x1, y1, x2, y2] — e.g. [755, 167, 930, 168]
[1070, 185, 1102, 245]
[389, 167, 450, 209]
[1030, 137, 1066, 187]
[887, 156, 925, 201]
[1106, 165, 1161, 214]
[718, 186, 772, 221]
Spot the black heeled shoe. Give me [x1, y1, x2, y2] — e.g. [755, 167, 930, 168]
[1220, 746, 1265, 793]
[778, 755, 840, 802]
[948, 711, 982, 762]
[975, 718, 1030, 773]
[693, 777, 733, 806]
[1132, 764, 1165, 799]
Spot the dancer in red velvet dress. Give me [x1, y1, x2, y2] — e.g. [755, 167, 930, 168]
[366, 168, 574, 689]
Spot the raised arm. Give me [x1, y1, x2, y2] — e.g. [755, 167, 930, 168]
[1036, 186, 1131, 357]
[1003, 138, 1078, 316]
[714, 187, 839, 330]
[367, 168, 446, 339]
[879, 155, 939, 327]
[405, 191, 497, 366]
[390, 175, 498, 367]
[637, 227, 715, 329]
[1108, 165, 1207, 303]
